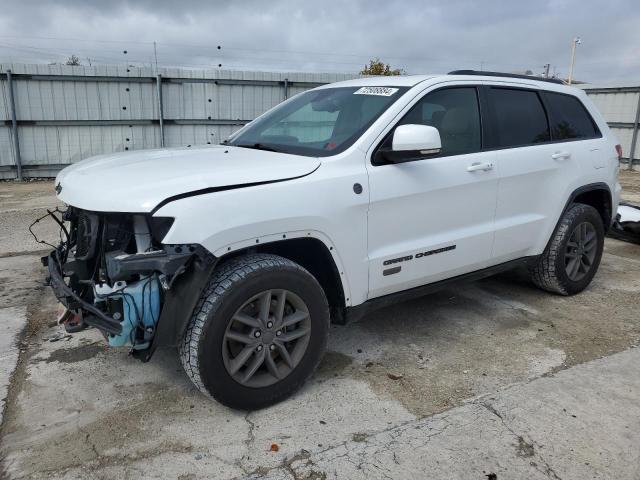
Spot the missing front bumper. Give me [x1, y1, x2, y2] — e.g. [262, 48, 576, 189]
[40, 207, 218, 359]
[44, 251, 123, 335]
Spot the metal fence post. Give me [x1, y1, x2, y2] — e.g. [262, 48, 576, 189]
[6, 70, 23, 180]
[156, 74, 165, 148]
[283, 78, 289, 100]
[628, 91, 640, 171]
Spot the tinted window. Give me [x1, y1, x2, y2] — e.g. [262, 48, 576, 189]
[397, 87, 481, 156]
[487, 88, 550, 147]
[543, 92, 599, 140]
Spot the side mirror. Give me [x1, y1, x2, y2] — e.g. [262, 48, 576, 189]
[375, 124, 441, 164]
[393, 124, 441, 154]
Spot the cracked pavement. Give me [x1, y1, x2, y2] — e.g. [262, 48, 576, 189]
[250, 348, 640, 480]
[1, 176, 640, 479]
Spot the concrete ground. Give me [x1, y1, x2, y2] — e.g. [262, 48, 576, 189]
[1, 171, 639, 479]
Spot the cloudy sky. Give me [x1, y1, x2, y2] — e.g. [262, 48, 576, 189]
[0, 0, 638, 83]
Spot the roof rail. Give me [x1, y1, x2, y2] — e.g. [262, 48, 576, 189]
[447, 70, 565, 85]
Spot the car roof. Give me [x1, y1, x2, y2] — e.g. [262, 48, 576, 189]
[318, 74, 584, 96]
[316, 75, 438, 88]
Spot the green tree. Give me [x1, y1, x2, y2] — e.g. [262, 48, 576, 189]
[360, 58, 403, 76]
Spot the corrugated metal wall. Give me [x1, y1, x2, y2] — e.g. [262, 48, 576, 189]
[580, 83, 640, 167]
[2, 65, 637, 179]
[0, 64, 359, 179]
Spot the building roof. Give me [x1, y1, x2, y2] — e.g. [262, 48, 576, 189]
[577, 81, 640, 92]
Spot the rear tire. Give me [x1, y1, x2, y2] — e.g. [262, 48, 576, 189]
[180, 253, 330, 410]
[529, 203, 604, 295]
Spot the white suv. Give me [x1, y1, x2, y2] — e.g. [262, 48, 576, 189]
[46, 71, 621, 409]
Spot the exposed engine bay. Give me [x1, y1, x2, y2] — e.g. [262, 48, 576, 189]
[39, 207, 215, 359]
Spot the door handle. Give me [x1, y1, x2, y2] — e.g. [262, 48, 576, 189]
[467, 162, 493, 172]
[551, 151, 571, 160]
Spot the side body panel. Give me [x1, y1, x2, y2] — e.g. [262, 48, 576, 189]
[154, 77, 620, 309]
[156, 153, 370, 306]
[154, 79, 440, 308]
[365, 151, 499, 299]
[489, 86, 620, 262]
[363, 81, 500, 299]
[579, 92, 622, 217]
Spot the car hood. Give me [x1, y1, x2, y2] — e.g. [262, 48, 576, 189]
[55, 145, 320, 213]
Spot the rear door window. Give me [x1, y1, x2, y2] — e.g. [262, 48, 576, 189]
[541, 92, 600, 140]
[486, 88, 550, 148]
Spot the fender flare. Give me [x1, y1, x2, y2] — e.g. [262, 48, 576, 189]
[211, 229, 353, 307]
[565, 182, 612, 225]
[545, 182, 613, 253]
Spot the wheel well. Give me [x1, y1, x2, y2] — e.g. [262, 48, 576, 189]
[572, 188, 612, 230]
[219, 238, 347, 323]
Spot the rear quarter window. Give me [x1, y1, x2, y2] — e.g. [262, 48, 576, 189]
[541, 91, 600, 140]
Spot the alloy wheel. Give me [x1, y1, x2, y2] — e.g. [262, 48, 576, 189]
[222, 289, 311, 388]
[564, 221, 598, 281]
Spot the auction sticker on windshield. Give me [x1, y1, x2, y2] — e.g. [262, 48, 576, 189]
[353, 87, 399, 96]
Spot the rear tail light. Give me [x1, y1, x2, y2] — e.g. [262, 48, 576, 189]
[615, 144, 623, 161]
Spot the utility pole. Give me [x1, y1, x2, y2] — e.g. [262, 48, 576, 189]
[543, 64, 550, 78]
[567, 37, 581, 85]
[6, 70, 22, 180]
[153, 41, 159, 74]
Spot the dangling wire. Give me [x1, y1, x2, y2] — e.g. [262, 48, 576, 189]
[28, 208, 68, 250]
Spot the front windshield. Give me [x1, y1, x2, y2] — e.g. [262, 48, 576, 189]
[226, 86, 409, 157]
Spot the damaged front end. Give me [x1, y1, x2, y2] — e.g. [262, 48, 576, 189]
[41, 208, 216, 361]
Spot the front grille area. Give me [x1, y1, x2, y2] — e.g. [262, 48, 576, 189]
[74, 211, 99, 260]
[76, 213, 90, 257]
[103, 217, 133, 252]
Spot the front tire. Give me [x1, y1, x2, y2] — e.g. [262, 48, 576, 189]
[529, 203, 605, 295]
[180, 253, 330, 410]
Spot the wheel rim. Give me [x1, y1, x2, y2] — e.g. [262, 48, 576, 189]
[564, 221, 598, 282]
[222, 289, 311, 388]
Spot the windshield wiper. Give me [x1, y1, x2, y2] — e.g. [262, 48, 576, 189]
[234, 143, 280, 152]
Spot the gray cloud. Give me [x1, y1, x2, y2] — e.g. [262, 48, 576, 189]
[0, 0, 638, 83]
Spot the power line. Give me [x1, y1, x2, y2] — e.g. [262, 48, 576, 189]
[0, 34, 438, 62]
[1, 35, 629, 76]
[0, 33, 543, 67]
[0, 33, 636, 72]
[0, 41, 540, 74]
[0, 34, 153, 45]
